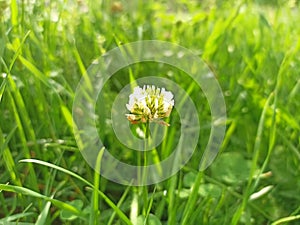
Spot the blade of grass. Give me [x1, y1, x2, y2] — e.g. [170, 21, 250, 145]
[4, 30, 31, 73]
[36, 178, 68, 225]
[167, 174, 177, 225]
[231, 92, 274, 225]
[0, 125, 17, 157]
[6, 74, 39, 153]
[288, 78, 300, 102]
[0, 212, 35, 223]
[17, 55, 51, 88]
[12, 49, 70, 98]
[233, 39, 294, 223]
[0, 75, 6, 103]
[168, 132, 189, 225]
[219, 119, 236, 153]
[107, 184, 132, 225]
[6, 88, 38, 190]
[90, 148, 104, 225]
[1, 146, 22, 187]
[130, 190, 139, 225]
[2, 31, 39, 190]
[72, 45, 92, 92]
[34, 167, 67, 225]
[252, 80, 279, 191]
[10, 0, 18, 27]
[181, 171, 203, 225]
[113, 35, 138, 92]
[35, 197, 52, 225]
[19, 158, 133, 225]
[0, 222, 34, 225]
[271, 214, 300, 225]
[279, 132, 300, 161]
[184, 166, 273, 220]
[200, 171, 273, 220]
[61, 105, 73, 130]
[144, 186, 156, 225]
[0, 184, 86, 220]
[232, 93, 274, 225]
[203, 3, 241, 59]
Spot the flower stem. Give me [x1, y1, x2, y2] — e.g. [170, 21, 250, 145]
[142, 122, 150, 220]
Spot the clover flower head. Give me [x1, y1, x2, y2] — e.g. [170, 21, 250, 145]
[126, 85, 174, 126]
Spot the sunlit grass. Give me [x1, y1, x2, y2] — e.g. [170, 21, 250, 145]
[1, 0, 300, 224]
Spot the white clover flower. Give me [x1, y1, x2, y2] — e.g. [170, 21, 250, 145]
[126, 85, 174, 126]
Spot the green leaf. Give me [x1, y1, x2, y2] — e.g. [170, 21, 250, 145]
[210, 152, 252, 184]
[136, 214, 162, 225]
[60, 199, 84, 221]
[198, 183, 222, 198]
[183, 171, 197, 188]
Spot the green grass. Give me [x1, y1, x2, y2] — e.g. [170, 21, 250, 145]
[1, 0, 300, 224]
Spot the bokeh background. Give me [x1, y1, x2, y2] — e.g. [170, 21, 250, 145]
[1, 0, 300, 224]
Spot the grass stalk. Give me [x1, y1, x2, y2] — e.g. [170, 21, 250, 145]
[231, 92, 274, 225]
[19, 158, 133, 225]
[181, 171, 203, 225]
[89, 148, 104, 225]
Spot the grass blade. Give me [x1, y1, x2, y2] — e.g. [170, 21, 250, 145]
[72, 45, 92, 92]
[231, 92, 274, 225]
[0, 125, 22, 186]
[60, 105, 73, 130]
[6, 88, 38, 190]
[0, 125, 17, 157]
[167, 175, 177, 225]
[19, 158, 133, 225]
[0, 212, 35, 223]
[0, 75, 6, 103]
[90, 148, 105, 225]
[17, 56, 51, 88]
[181, 172, 203, 225]
[271, 215, 300, 225]
[107, 184, 131, 225]
[0, 223, 34, 225]
[0, 184, 86, 220]
[10, 0, 18, 27]
[35, 198, 52, 225]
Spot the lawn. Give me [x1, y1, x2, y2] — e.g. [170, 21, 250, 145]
[0, 0, 300, 224]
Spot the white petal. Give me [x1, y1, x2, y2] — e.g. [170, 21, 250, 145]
[161, 88, 174, 103]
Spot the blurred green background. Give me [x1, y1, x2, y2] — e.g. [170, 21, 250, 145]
[0, 0, 300, 224]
